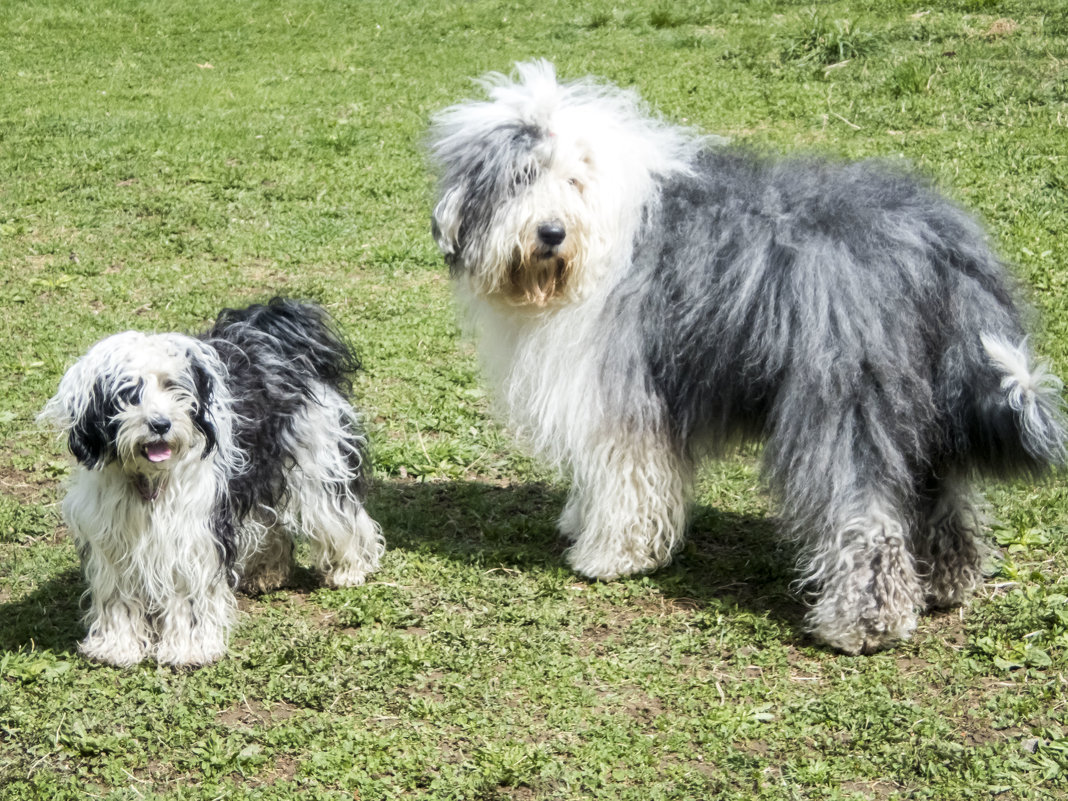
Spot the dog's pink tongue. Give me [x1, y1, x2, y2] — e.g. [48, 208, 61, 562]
[146, 443, 172, 463]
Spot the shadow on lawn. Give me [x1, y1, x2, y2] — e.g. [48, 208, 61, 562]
[368, 478, 805, 636]
[0, 480, 806, 656]
[0, 567, 84, 654]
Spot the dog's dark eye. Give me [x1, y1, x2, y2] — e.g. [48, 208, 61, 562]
[118, 379, 144, 406]
[513, 164, 537, 189]
[568, 178, 584, 193]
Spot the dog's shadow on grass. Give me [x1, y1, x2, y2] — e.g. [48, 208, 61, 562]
[370, 478, 805, 635]
[0, 481, 805, 656]
[0, 567, 84, 655]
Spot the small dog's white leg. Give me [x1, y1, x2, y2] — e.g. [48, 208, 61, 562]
[155, 585, 235, 667]
[79, 595, 153, 667]
[74, 510, 154, 666]
[285, 400, 384, 588]
[308, 501, 384, 588]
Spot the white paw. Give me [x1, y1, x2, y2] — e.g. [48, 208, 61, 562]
[79, 634, 150, 667]
[155, 633, 227, 667]
[322, 564, 370, 588]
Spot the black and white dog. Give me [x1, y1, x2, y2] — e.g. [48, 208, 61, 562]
[41, 299, 383, 666]
[429, 61, 1066, 654]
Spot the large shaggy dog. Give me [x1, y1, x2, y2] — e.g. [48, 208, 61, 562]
[429, 61, 1066, 654]
[40, 299, 384, 667]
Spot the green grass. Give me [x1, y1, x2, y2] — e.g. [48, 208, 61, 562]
[2, 0, 1068, 798]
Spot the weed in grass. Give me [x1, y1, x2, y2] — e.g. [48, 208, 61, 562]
[0, 495, 57, 544]
[888, 58, 934, 98]
[584, 10, 613, 30]
[649, 4, 691, 30]
[780, 10, 882, 67]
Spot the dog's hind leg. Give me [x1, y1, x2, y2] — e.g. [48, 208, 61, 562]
[768, 378, 928, 654]
[797, 497, 925, 655]
[304, 496, 383, 588]
[915, 472, 990, 609]
[564, 429, 691, 581]
[288, 399, 384, 588]
[239, 522, 296, 595]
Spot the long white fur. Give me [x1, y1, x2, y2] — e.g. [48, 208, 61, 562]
[439, 64, 699, 579]
[63, 424, 237, 666]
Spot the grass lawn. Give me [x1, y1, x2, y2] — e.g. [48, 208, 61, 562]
[2, 0, 1068, 798]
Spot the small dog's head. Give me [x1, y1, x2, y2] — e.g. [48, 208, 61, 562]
[41, 332, 229, 501]
[429, 60, 699, 307]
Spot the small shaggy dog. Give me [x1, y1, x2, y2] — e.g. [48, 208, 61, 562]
[429, 61, 1066, 654]
[40, 299, 384, 667]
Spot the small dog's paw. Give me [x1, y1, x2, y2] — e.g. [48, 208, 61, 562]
[155, 635, 227, 667]
[79, 634, 149, 667]
[321, 564, 370, 588]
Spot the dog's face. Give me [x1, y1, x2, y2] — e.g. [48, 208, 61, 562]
[430, 61, 698, 308]
[41, 332, 224, 500]
[431, 118, 594, 307]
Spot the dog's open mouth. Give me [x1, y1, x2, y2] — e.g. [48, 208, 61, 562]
[134, 441, 172, 502]
[143, 441, 172, 464]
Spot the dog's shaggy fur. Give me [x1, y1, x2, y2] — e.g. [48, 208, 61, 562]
[40, 299, 384, 667]
[429, 61, 1066, 654]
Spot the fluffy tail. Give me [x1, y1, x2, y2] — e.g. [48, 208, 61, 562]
[978, 334, 1066, 473]
[206, 297, 360, 397]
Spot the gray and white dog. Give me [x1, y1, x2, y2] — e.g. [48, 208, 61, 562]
[428, 61, 1066, 654]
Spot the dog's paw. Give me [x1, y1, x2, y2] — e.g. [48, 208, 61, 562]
[79, 634, 150, 667]
[565, 544, 665, 582]
[806, 590, 921, 655]
[321, 564, 371, 588]
[155, 634, 227, 667]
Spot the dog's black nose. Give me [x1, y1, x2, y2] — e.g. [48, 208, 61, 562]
[148, 417, 172, 436]
[537, 222, 566, 247]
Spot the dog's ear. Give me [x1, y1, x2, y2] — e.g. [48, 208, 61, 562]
[188, 350, 220, 458]
[66, 378, 119, 469]
[431, 186, 464, 264]
[39, 333, 148, 469]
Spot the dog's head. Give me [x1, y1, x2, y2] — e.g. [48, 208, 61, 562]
[40, 332, 230, 501]
[429, 60, 699, 307]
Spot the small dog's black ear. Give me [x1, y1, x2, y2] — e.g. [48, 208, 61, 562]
[68, 379, 117, 469]
[188, 351, 219, 458]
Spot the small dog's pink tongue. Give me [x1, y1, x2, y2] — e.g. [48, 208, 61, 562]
[146, 443, 172, 463]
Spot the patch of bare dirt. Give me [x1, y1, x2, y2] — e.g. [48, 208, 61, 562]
[217, 698, 302, 729]
[984, 18, 1019, 38]
[840, 779, 900, 800]
[0, 461, 58, 505]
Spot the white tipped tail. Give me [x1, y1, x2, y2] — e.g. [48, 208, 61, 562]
[981, 334, 1067, 467]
